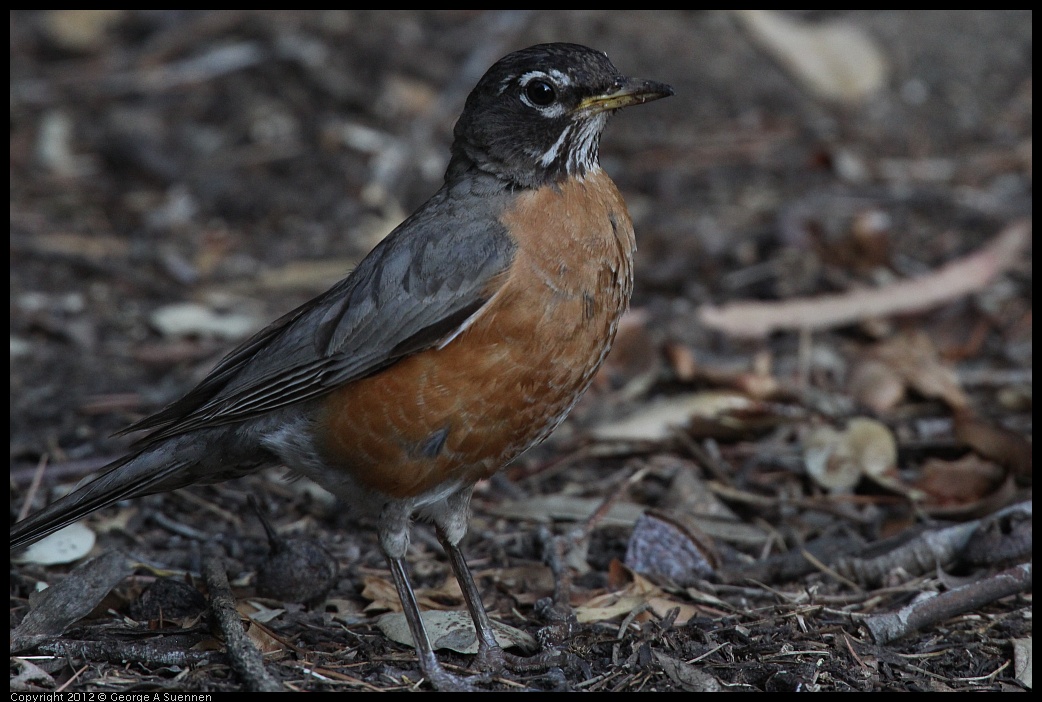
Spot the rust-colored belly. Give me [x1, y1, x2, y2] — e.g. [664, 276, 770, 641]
[319, 172, 634, 498]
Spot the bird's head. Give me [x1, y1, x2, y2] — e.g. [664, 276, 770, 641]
[449, 43, 673, 189]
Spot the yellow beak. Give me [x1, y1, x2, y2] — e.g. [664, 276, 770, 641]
[576, 78, 674, 114]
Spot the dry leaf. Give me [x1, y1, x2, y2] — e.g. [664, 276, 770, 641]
[803, 418, 896, 492]
[734, 10, 887, 104]
[663, 342, 698, 382]
[845, 418, 898, 479]
[490, 495, 645, 527]
[915, 454, 1007, 506]
[1013, 637, 1032, 689]
[576, 562, 676, 624]
[596, 308, 659, 391]
[246, 619, 286, 655]
[376, 610, 537, 654]
[325, 597, 364, 625]
[241, 600, 286, 624]
[654, 651, 723, 692]
[575, 593, 653, 624]
[12, 522, 96, 566]
[848, 357, 906, 413]
[12, 550, 137, 652]
[645, 597, 702, 626]
[10, 658, 56, 692]
[485, 565, 555, 602]
[590, 391, 762, 442]
[953, 411, 1032, 481]
[150, 302, 262, 341]
[361, 573, 468, 614]
[870, 331, 969, 410]
[804, 425, 859, 491]
[360, 575, 402, 613]
[42, 10, 124, 53]
[625, 511, 719, 585]
[255, 257, 361, 292]
[32, 232, 130, 260]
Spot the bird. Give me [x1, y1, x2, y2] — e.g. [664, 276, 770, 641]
[11, 42, 672, 690]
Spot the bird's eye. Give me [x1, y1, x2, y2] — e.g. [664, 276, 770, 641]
[524, 80, 556, 107]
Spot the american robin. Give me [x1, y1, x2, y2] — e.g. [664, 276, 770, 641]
[11, 42, 672, 689]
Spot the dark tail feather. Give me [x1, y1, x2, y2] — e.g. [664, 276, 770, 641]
[10, 452, 189, 550]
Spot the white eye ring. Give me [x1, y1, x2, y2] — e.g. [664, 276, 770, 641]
[518, 71, 569, 117]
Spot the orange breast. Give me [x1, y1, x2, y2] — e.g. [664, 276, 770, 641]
[319, 171, 634, 498]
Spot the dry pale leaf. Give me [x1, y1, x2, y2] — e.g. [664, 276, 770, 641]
[376, 610, 537, 654]
[255, 257, 361, 292]
[489, 495, 645, 527]
[589, 391, 759, 442]
[845, 417, 898, 479]
[804, 418, 897, 492]
[578, 563, 666, 623]
[734, 9, 887, 104]
[42, 10, 125, 53]
[1013, 637, 1032, 689]
[596, 307, 659, 391]
[10, 658, 56, 692]
[13, 522, 96, 566]
[360, 574, 402, 613]
[242, 600, 287, 624]
[645, 597, 701, 626]
[803, 425, 859, 491]
[150, 302, 261, 341]
[361, 574, 466, 613]
[31, 232, 130, 260]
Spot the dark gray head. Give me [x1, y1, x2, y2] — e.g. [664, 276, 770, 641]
[448, 43, 673, 189]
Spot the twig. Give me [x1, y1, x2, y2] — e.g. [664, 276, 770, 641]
[202, 546, 282, 692]
[835, 501, 1032, 586]
[18, 454, 50, 522]
[54, 663, 88, 693]
[150, 511, 213, 541]
[40, 638, 224, 668]
[863, 562, 1032, 644]
[699, 220, 1031, 338]
[576, 464, 651, 543]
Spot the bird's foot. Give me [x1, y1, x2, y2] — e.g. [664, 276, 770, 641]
[416, 652, 491, 691]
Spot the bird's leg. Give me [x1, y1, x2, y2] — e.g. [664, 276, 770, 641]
[385, 556, 482, 691]
[379, 498, 486, 691]
[437, 532, 567, 674]
[431, 488, 512, 672]
[434, 487, 565, 675]
[436, 529, 506, 671]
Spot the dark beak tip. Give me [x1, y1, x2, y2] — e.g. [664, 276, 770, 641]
[650, 81, 675, 97]
[639, 82, 674, 104]
[627, 78, 674, 101]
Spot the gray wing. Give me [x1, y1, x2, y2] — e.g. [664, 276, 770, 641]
[125, 189, 516, 444]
